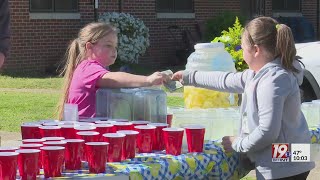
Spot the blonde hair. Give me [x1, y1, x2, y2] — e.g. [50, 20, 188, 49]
[56, 22, 117, 120]
[242, 16, 298, 72]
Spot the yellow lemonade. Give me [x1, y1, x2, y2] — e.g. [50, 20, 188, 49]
[184, 86, 238, 108]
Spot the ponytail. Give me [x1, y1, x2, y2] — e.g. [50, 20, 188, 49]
[275, 24, 298, 72]
[56, 39, 82, 120]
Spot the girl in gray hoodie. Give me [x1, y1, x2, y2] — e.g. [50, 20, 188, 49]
[172, 16, 315, 179]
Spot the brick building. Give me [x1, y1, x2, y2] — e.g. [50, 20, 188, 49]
[5, 0, 320, 72]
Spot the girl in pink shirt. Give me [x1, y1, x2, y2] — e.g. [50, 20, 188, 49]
[57, 22, 165, 119]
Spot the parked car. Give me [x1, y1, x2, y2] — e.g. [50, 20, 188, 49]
[296, 41, 320, 102]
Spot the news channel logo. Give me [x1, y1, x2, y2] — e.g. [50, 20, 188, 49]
[272, 143, 319, 162]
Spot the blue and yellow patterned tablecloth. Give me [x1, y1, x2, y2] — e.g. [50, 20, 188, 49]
[28, 140, 243, 180]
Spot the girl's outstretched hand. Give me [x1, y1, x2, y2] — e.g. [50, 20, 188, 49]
[171, 70, 184, 82]
[146, 72, 164, 86]
[222, 136, 236, 153]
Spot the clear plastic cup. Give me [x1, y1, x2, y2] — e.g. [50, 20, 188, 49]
[63, 103, 79, 121]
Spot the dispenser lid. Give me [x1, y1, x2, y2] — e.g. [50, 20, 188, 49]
[194, 42, 224, 50]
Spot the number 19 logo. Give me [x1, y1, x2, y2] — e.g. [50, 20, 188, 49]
[272, 143, 290, 162]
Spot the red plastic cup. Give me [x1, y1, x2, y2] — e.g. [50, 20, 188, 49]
[85, 142, 109, 173]
[60, 124, 78, 139]
[109, 119, 129, 122]
[42, 136, 65, 142]
[38, 119, 59, 125]
[60, 121, 80, 125]
[76, 131, 100, 161]
[0, 147, 19, 152]
[17, 149, 40, 180]
[91, 117, 109, 121]
[21, 123, 42, 139]
[94, 120, 113, 124]
[20, 143, 43, 150]
[113, 122, 133, 131]
[185, 125, 205, 153]
[22, 139, 45, 144]
[43, 141, 67, 147]
[39, 126, 61, 137]
[102, 133, 126, 162]
[94, 124, 115, 141]
[117, 130, 139, 160]
[76, 131, 100, 142]
[131, 121, 149, 126]
[167, 114, 173, 127]
[64, 139, 85, 170]
[43, 122, 64, 126]
[148, 123, 168, 151]
[20, 144, 43, 171]
[134, 125, 156, 153]
[163, 128, 184, 155]
[40, 146, 65, 178]
[74, 126, 96, 134]
[0, 152, 19, 180]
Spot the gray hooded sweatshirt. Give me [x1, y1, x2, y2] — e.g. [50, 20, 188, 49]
[183, 59, 315, 179]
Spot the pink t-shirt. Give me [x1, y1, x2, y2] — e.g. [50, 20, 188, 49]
[67, 59, 108, 117]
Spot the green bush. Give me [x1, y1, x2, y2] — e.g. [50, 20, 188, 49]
[212, 17, 248, 72]
[204, 11, 246, 42]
